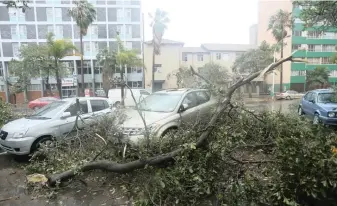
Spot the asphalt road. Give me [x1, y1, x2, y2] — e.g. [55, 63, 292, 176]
[245, 99, 300, 113]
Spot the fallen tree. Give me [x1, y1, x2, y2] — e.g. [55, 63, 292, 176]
[47, 51, 305, 186]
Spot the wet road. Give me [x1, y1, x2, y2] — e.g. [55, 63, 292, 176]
[245, 99, 300, 113]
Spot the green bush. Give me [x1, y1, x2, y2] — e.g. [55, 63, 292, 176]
[0, 101, 13, 126]
[27, 108, 337, 206]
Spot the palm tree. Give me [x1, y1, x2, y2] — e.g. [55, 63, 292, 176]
[268, 9, 293, 92]
[149, 9, 169, 93]
[47, 33, 77, 99]
[306, 67, 330, 89]
[69, 0, 96, 96]
[96, 49, 116, 98]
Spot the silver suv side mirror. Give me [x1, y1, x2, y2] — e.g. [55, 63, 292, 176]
[179, 103, 189, 113]
[61, 112, 71, 119]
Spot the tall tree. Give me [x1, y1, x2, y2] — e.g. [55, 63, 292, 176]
[96, 49, 116, 98]
[149, 9, 169, 93]
[306, 67, 330, 89]
[233, 41, 274, 98]
[68, 0, 96, 96]
[97, 37, 142, 105]
[8, 44, 50, 102]
[293, 1, 337, 29]
[268, 9, 293, 93]
[2, 0, 29, 12]
[47, 33, 76, 99]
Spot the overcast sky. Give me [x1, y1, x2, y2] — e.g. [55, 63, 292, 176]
[142, 0, 258, 46]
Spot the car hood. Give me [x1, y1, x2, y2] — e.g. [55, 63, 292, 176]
[122, 108, 172, 128]
[2, 117, 47, 132]
[317, 103, 337, 111]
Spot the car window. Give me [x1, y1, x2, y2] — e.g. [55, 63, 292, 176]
[304, 92, 312, 100]
[103, 100, 110, 108]
[138, 93, 183, 112]
[28, 101, 66, 119]
[65, 101, 89, 116]
[310, 93, 317, 101]
[90, 100, 109, 112]
[195, 91, 210, 105]
[182, 93, 198, 109]
[140, 90, 151, 95]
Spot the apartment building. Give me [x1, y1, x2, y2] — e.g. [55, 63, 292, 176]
[143, 39, 259, 92]
[0, 0, 143, 103]
[258, 0, 337, 93]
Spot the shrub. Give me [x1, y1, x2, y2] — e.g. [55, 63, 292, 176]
[0, 101, 13, 126]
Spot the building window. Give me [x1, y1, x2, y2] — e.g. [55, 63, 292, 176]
[294, 18, 303, 23]
[117, 25, 124, 38]
[8, 8, 17, 21]
[19, 25, 27, 39]
[28, 84, 42, 91]
[307, 31, 321, 39]
[124, 42, 132, 50]
[55, 25, 63, 39]
[308, 44, 321, 52]
[322, 32, 336, 39]
[46, 8, 53, 22]
[216, 53, 221, 60]
[222, 53, 229, 61]
[92, 42, 99, 56]
[197, 54, 203, 61]
[330, 70, 337, 77]
[127, 81, 142, 88]
[322, 57, 331, 64]
[84, 42, 91, 56]
[12, 43, 19, 57]
[47, 25, 54, 34]
[322, 45, 336, 52]
[55, 8, 62, 22]
[292, 31, 302, 37]
[125, 9, 131, 22]
[307, 58, 321, 64]
[182, 53, 187, 61]
[11, 25, 18, 40]
[125, 25, 132, 38]
[299, 70, 306, 76]
[91, 25, 98, 39]
[117, 9, 124, 22]
[292, 44, 301, 50]
[154, 64, 161, 72]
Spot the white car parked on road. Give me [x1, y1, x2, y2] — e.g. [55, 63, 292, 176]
[0, 97, 112, 155]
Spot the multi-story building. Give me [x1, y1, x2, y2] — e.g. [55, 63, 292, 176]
[0, 0, 143, 103]
[143, 40, 263, 93]
[258, 0, 337, 93]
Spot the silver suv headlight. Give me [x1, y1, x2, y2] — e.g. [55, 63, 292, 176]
[12, 128, 29, 139]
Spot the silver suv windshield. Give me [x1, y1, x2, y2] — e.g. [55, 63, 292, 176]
[138, 93, 182, 112]
[27, 101, 67, 119]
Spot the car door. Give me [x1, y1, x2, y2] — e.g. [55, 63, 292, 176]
[90, 99, 111, 122]
[179, 92, 199, 125]
[195, 91, 212, 117]
[306, 92, 318, 118]
[301, 92, 311, 114]
[59, 100, 91, 135]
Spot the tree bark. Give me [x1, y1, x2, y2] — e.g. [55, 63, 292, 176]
[102, 60, 110, 98]
[55, 59, 62, 99]
[80, 32, 84, 97]
[280, 27, 284, 93]
[248, 83, 253, 98]
[151, 46, 156, 93]
[48, 53, 304, 186]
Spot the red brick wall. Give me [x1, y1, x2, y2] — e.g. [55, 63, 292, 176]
[0, 92, 6, 102]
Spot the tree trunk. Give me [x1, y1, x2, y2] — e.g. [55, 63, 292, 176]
[248, 83, 253, 98]
[280, 28, 284, 93]
[120, 65, 125, 106]
[102, 61, 110, 98]
[80, 32, 84, 97]
[151, 47, 156, 93]
[55, 60, 62, 99]
[23, 87, 28, 103]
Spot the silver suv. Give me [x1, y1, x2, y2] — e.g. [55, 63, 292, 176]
[0, 97, 112, 155]
[122, 88, 217, 143]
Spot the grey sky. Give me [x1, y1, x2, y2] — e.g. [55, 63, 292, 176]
[142, 0, 258, 46]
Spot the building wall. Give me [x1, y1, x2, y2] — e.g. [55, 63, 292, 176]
[0, 0, 143, 102]
[249, 24, 258, 45]
[257, 0, 292, 92]
[143, 43, 183, 89]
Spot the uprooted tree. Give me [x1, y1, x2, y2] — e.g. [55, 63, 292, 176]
[27, 51, 337, 205]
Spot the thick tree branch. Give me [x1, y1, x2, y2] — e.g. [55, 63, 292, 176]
[48, 52, 301, 186]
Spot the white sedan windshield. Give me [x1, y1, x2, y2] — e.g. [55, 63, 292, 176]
[138, 93, 182, 112]
[28, 101, 67, 119]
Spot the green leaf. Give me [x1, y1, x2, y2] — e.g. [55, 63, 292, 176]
[159, 180, 165, 188]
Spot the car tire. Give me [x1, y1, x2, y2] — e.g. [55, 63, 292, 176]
[313, 113, 320, 125]
[30, 136, 53, 154]
[298, 106, 304, 116]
